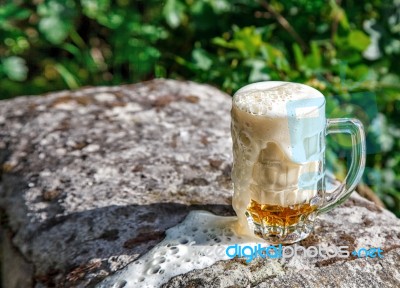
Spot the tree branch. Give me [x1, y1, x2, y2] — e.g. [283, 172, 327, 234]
[259, 0, 307, 51]
[331, 0, 342, 43]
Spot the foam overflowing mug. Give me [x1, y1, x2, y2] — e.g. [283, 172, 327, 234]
[231, 81, 366, 244]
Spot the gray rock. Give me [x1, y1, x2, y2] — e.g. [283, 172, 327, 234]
[0, 79, 399, 287]
[0, 80, 233, 287]
[164, 194, 400, 288]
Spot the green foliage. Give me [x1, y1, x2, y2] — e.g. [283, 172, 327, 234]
[2, 56, 28, 81]
[37, 0, 76, 44]
[1, 0, 400, 216]
[0, 0, 166, 96]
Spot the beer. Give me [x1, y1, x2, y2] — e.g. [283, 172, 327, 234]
[231, 81, 366, 244]
[231, 81, 326, 243]
[246, 199, 317, 238]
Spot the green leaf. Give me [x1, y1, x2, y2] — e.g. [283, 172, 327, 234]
[2, 56, 28, 81]
[61, 43, 82, 58]
[304, 42, 322, 69]
[293, 43, 305, 68]
[209, 0, 231, 13]
[245, 59, 270, 82]
[232, 26, 263, 58]
[37, 0, 76, 44]
[155, 64, 167, 78]
[330, 0, 349, 30]
[0, 3, 30, 20]
[0, 3, 30, 31]
[381, 73, 400, 86]
[192, 48, 212, 71]
[310, 41, 322, 68]
[39, 16, 70, 44]
[163, 0, 185, 28]
[81, 0, 110, 18]
[98, 13, 124, 29]
[54, 63, 80, 88]
[212, 37, 235, 49]
[352, 64, 370, 80]
[348, 30, 371, 51]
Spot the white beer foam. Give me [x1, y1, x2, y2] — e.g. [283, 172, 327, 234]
[233, 81, 324, 117]
[295, 106, 320, 119]
[97, 211, 260, 288]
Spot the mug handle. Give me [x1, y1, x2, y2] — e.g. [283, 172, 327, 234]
[317, 118, 366, 214]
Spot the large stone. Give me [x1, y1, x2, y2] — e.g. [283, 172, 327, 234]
[164, 193, 400, 288]
[0, 80, 399, 287]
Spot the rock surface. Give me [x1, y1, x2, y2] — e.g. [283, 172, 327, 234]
[0, 79, 399, 287]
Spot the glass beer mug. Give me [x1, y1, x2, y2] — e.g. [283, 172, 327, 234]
[231, 81, 366, 244]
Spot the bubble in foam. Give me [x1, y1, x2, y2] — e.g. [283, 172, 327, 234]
[112, 280, 127, 288]
[97, 211, 260, 288]
[169, 246, 179, 254]
[214, 237, 222, 243]
[147, 265, 161, 275]
[179, 238, 189, 244]
[223, 228, 234, 237]
[152, 257, 166, 265]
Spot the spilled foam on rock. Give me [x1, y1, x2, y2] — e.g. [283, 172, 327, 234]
[97, 211, 259, 288]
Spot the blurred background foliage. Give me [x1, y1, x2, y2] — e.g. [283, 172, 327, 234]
[1, 0, 399, 216]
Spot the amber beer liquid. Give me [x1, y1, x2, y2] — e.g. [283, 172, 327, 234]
[231, 82, 326, 244]
[247, 200, 316, 230]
